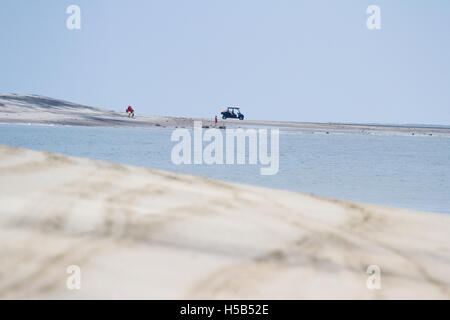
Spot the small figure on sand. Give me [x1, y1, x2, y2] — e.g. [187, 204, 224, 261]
[126, 106, 135, 118]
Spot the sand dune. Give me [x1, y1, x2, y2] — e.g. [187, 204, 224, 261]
[0, 145, 449, 299]
[2, 93, 450, 136]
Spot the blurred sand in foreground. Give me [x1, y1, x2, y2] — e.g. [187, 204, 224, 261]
[0, 145, 449, 299]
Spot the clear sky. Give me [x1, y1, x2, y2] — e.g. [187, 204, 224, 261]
[1, 0, 449, 124]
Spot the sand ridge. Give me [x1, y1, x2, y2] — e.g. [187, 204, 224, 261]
[2, 93, 450, 136]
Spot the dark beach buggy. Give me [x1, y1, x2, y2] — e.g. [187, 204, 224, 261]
[221, 107, 244, 120]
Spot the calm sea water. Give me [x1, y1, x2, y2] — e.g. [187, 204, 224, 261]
[1, 124, 449, 214]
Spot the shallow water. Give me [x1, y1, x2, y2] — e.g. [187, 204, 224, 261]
[1, 124, 449, 214]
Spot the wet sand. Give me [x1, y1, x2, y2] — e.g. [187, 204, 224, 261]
[0, 145, 449, 299]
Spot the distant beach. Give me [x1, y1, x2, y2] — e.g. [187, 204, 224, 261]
[2, 94, 450, 136]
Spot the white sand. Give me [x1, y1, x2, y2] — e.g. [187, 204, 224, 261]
[0, 145, 449, 299]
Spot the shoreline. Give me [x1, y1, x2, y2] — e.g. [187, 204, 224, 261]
[0, 145, 449, 299]
[2, 115, 450, 137]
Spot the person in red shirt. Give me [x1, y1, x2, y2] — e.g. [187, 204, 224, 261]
[126, 106, 134, 118]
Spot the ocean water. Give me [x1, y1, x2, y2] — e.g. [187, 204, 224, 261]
[1, 123, 449, 214]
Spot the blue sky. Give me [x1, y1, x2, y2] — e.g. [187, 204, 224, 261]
[1, 0, 449, 124]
